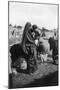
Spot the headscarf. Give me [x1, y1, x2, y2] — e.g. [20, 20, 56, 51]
[22, 22, 32, 45]
[21, 22, 32, 54]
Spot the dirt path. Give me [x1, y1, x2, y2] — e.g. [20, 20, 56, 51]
[9, 63, 58, 88]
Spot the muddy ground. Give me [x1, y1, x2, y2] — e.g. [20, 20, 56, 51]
[8, 36, 58, 89]
[9, 62, 58, 88]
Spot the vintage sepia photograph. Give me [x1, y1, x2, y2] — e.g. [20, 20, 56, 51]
[8, 1, 58, 89]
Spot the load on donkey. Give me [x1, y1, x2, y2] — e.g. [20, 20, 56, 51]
[10, 22, 40, 74]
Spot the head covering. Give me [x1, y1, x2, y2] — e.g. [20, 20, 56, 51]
[32, 24, 38, 30]
[22, 22, 32, 44]
[24, 22, 32, 34]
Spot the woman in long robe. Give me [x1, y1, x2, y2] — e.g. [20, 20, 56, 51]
[21, 22, 38, 74]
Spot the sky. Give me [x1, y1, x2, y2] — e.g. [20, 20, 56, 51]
[9, 2, 58, 30]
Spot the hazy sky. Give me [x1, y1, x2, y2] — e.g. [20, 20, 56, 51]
[9, 2, 58, 29]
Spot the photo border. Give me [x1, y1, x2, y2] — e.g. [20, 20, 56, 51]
[8, 1, 59, 88]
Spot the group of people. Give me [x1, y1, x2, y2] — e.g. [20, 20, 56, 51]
[10, 22, 58, 75]
[21, 22, 41, 74]
[10, 22, 41, 74]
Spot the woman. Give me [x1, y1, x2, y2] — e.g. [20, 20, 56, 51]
[22, 22, 35, 54]
[21, 22, 39, 74]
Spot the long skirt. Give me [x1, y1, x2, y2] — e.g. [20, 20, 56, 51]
[26, 44, 38, 74]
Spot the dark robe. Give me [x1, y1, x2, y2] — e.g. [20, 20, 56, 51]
[21, 23, 39, 73]
[48, 37, 58, 63]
